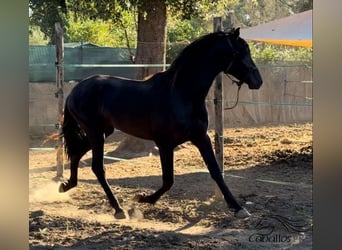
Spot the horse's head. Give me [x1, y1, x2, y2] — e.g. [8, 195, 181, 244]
[224, 28, 263, 89]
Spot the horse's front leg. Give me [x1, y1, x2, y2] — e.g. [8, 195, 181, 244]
[192, 134, 250, 218]
[135, 146, 174, 204]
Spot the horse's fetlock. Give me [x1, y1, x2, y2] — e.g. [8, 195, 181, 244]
[164, 181, 174, 191]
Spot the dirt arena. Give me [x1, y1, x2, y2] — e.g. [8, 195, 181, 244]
[29, 123, 312, 249]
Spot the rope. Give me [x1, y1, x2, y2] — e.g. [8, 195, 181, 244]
[223, 73, 242, 110]
[224, 84, 241, 110]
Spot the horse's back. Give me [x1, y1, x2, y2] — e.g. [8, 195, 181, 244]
[66, 74, 170, 139]
[67, 74, 149, 106]
[70, 74, 143, 94]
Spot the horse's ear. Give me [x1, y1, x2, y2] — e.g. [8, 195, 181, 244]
[233, 27, 240, 39]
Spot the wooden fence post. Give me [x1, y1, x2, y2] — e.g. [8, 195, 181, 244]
[55, 22, 64, 179]
[213, 17, 224, 199]
[213, 13, 234, 200]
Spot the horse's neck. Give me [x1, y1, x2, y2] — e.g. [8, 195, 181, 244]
[170, 63, 222, 103]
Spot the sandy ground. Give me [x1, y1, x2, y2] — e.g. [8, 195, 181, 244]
[29, 123, 312, 249]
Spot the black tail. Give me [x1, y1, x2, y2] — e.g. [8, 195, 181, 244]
[61, 100, 89, 159]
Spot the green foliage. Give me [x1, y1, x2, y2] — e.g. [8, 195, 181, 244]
[29, 0, 313, 65]
[29, 0, 68, 44]
[249, 43, 312, 64]
[66, 13, 136, 47]
[165, 0, 237, 63]
[29, 0, 235, 45]
[166, 0, 237, 20]
[67, 19, 111, 46]
[166, 16, 211, 63]
[232, 0, 313, 27]
[29, 26, 49, 45]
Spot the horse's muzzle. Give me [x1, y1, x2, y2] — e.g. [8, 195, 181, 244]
[246, 69, 263, 89]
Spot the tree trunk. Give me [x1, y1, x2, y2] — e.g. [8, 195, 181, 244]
[116, 0, 167, 156]
[135, 0, 167, 79]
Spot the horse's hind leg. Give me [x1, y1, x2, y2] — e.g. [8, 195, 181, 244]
[59, 140, 91, 192]
[192, 134, 250, 218]
[89, 132, 126, 219]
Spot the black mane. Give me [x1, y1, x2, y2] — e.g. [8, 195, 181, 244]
[167, 31, 228, 73]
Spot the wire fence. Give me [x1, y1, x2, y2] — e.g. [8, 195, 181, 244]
[29, 62, 312, 136]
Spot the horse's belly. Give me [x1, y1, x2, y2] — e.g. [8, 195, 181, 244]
[112, 119, 154, 141]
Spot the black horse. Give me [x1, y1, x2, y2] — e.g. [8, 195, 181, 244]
[59, 28, 262, 219]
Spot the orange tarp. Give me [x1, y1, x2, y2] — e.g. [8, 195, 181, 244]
[240, 10, 312, 48]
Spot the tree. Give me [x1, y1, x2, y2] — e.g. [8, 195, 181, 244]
[134, 0, 166, 78]
[30, 0, 312, 154]
[66, 14, 137, 48]
[29, 26, 49, 45]
[29, 0, 67, 44]
[113, 0, 167, 154]
[61, 0, 235, 154]
[278, 0, 313, 13]
[29, 0, 236, 155]
[232, 0, 312, 27]
[61, 0, 234, 77]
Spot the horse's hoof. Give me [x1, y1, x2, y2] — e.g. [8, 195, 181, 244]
[133, 194, 146, 203]
[134, 193, 156, 204]
[235, 207, 251, 218]
[58, 183, 66, 193]
[59, 181, 76, 193]
[114, 210, 128, 220]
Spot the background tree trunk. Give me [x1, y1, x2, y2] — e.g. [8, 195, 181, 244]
[116, 0, 167, 156]
[135, 0, 167, 79]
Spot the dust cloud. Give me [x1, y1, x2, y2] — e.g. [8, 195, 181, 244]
[29, 181, 71, 203]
